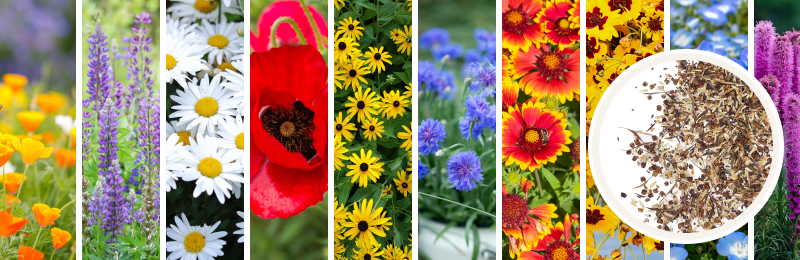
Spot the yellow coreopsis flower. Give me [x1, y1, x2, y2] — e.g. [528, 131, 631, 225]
[586, 196, 619, 235]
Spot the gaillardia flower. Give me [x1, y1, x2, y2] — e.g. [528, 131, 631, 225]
[250, 45, 328, 219]
[502, 101, 571, 170]
[502, 0, 544, 52]
[513, 45, 579, 103]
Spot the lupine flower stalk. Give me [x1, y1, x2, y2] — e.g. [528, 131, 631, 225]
[84, 21, 111, 163]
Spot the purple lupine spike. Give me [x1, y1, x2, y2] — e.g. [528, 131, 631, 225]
[84, 21, 111, 163]
[97, 98, 127, 241]
[123, 12, 154, 108]
[755, 21, 776, 80]
[102, 158, 130, 241]
[771, 36, 795, 92]
[88, 175, 106, 226]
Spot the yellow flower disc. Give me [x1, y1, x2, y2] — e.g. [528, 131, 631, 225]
[198, 157, 222, 178]
[176, 131, 192, 146]
[218, 62, 237, 73]
[183, 232, 206, 253]
[235, 133, 244, 150]
[195, 97, 219, 117]
[193, 0, 218, 13]
[208, 35, 229, 49]
[166, 54, 178, 70]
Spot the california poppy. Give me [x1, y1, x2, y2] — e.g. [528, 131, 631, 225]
[32, 203, 61, 227]
[18, 246, 43, 260]
[3, 73, 28, 92]
[54, 148, 76, 168]
[250, 45, 327, 219]
[16, 111, 45, 133]
[2, 173, 26, 194]
[35, 92, 65, 114]
[251, 1, 328, 52]
[0, 144, 12, 166]
[0, 211, 28, 236]
[12, 138, 53, 165]
[51, 227, 71, 249]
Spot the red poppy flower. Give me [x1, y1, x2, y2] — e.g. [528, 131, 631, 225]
[251, 45, 328, 219]
[252, 1, 328, 52]
[512, 45, 579, 103]
[502, 101, 571, 170]
[502, 0, 544, 52]
[543, 1, 579, 47]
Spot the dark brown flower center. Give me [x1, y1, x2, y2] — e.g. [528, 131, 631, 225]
[349, 69, 357, 77]
[374, 53, 381, 60]
[336, 124, 343, 131]
[587, 7, 607, 30]
[519, 127, 545, 153]
[648, 16, 662, 32]
[535, 51, 567, 81]
[360, 163, 369, 172]
[369, 125, 375, 131]
[338, 42, 346, 50]
[402, 183, 408, 188]
[502, 6, 531, 35]
[261, 100, 317, 161]
[502, 194, 529, 227]
[357, 101, 366, 109]
[587, 208, 605, 225]
[358, 220, 369, 231]
[348, 24, 354, 30]
[393, 101, 400, 107]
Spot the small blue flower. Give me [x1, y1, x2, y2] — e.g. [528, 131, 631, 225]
[671, 247, 689, 260]
[429, 69, 455, 99]
[459, 116, 481, 140]
[674, 0, 697, 6]
[711, 0, 737, 15]
[697, 40, 727, 57]
[446, 151, 483, 191]
[474, 28, 496, 55]
[731, 34, 748, 48]
[419, 118, 446, 156]
[706, 30, 730, 43]
[432, 44, 464, 61]
[673, 244, 685, 248]
[716, 231, 748, 260]
[672, 28, 698, 49]
[686, 17, 701, 31]
[697, 7, 728, 26]
[420, 28, 450, 50]
[419, 162, 430, 179]
[469, 62, 496, 93]
[738, 46, 748, 68]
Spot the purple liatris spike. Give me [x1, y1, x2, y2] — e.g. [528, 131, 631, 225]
[771, 36, 795, 91]
[760, 74, 783, 118]
[755, 20, 776, 80]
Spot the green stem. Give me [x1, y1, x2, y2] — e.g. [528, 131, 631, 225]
[418, 192, 495, 218]
[32, 225, 43, 249]
[641, 242, 647, 260]
[270, 17, 307, 48]
[298, 0, 323, 51]
[49, 250, 56, 260]
[590, 227, 614, 259]
[534, 169, 543, 197]
[15, 165, 30, 205]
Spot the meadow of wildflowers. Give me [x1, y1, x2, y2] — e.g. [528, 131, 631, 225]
[670, 0, 748, 68]
[753, 20, 800, 259]
[332, 0, 412, 258]
[502, 0, 581, 259]
[80, 3, 160, 257]
[164, 0, 245, 259]
[417, 23, 497, 258]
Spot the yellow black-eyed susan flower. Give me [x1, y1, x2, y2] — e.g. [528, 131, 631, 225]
[345, 148, 385, 187]
[397, 25, 412, 55]
[337, 17, 364, 40]
[389, 28, 406, 43]
[334, 111, 357, 142]
[336, 59, 369, 90]
[364, 46, 392, 74]
[379, 89, 408, 119]
[361, 117, 385, 141]
[334, 36, 360, 62]
[342, 198, 392, 246]
[397, 125, 411, 151]
[345, 86, 380, 123]
[334, 139, 349, 171]
[393, 171, 411, 197]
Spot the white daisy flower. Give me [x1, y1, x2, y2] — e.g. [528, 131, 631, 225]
[194, 17, 243, 64]
[164, 133, 186, 192]
[54, 115, 75, 134]
[166, 14, 199, 42]
[166, 120, 199, 146]
[177, 134, 244, 203]
[230, 180, 242, 199]
[166, 213, 227, 260]
[216, 116, 244, 158]
[220, 59, 244, 115]
[167, 0, 242, 22]
[170, 74, 237, 135]
[165, 34, 208, 89]
[234, 211, 244, 243]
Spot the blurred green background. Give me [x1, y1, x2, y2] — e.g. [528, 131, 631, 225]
[419, 0, 494, 56]
[755, 0, 800, 33]
[249, 1, 328, 259]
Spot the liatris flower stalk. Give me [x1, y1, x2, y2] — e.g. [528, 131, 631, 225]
[760, 75, 783, 118]
[772, 36, 795, 101]
[755, 21, 775, 80]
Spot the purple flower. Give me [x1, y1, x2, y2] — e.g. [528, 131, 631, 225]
[419, 162, 430, 179]
[760, 74, 783, 118]
[461, 92, 496, 139]
[469, 62, 496, 94]
[772, 36, 795, 92]
[755, 21, 775, 80]
[419, 28, 450, 50]
[432, 44, 463, 61]
[446, 151, 483, 191]
[419, 118, 446, 156]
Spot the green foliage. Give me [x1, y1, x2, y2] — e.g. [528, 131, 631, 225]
[754, 0, 800, 33]
[755, 170, 797, 259]
[676, 224, 748, 260]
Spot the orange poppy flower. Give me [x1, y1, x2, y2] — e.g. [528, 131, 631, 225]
[0, 134, 16, 149]
[70, 128, 76, 148]
[12, 138, 53, 165]
[3, 73, 28, 92]
[55, 148, 76, 168]
[0, 211, 28, 236]
[50, 227, 71, 249]
[41, 131, 55, 144]
[16, 111, 45, 133]
[0, 144, 12, 166]
[18, 246, 43, 260]
[35, 92, 65, 114]
[4, 193, 21, 208]
[32, 203, 60, 227]
[2, 173, 26, 194]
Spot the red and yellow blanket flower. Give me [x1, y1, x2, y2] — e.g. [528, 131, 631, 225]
[502, 101, 571, 170]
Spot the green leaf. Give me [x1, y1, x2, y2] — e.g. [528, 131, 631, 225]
[471, 225, 480, 260]
[354, 0, 377, 12]
[464, 213, 477, 245]
[541, 168, 561, 190]
[394, 71, 410, 84]
[377, 2, 400, 22]
[434, 221, 456, 243]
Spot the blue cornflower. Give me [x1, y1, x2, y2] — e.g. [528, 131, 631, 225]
[469, 62, 496, 93]
[459, 117, 481, 140]
[716, 232, 748, 260]
[474, 28, 496, 54]
[672, 28, 698, 49]
[419, 162, 430, 179]
[446, 151, 483, 191]
[432, 44, 463, 61]
[419, 60, 436, 85]
[463, 49, 482, 76]
[429, 69, 455, 99]
[419, 118, 446, 156]
[420, 28, 450, 50]
[697, 7, 728, 25]
[671, 246, 689, 260]
[461, 91, 496, 140]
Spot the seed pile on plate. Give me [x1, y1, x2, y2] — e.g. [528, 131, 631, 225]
[622, 60, 772, 233]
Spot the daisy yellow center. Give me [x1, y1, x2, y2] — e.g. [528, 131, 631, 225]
[194, 0, 218, 13]
[198, 157, 223, 178]
[543, 53, 561, 70]
[208, 35, 229, 49]
[235, 133, 244, 150]
[280, 122, 296, 137]
[166, 54, 178, 70]
[184, 232, 206, 253]
[525, 129, 541, 143]
[195, 97, 219, 117]
[507, 11, 523, 25]
[218, 62, 237, 73]
[176, 131, 192, 146]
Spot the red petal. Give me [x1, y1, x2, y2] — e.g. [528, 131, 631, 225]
[312, 88, 328, 160]
[251, 45, 327, 105]
[254, 1, 328, 52]
[250, 160, 328, 219]
[251, 133, 266, 179]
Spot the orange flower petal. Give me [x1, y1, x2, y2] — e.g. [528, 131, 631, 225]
[16, 111, 45, 133]
[3, 73, 28, 92]
[51, 227, 71, 250]
[18, 246, 43, 260]
[32, 203, 61, 227]
[1, 173, 26, 194]
[0, 211, 28, 237]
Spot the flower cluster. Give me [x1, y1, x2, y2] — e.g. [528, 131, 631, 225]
[164, 0, 245, 259]
[672, 231, 749, 260]
[0, 73, 76, 259]
[671, 0, 748, 68]
[418, 27, 496, 258]
[586, 0, 664, 120]
[81, 10, 160, 259]
[333, 0, 412, 258]
[754, 20, 800, 242]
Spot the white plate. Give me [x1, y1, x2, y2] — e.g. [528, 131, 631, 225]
[588, 49, 784, 244]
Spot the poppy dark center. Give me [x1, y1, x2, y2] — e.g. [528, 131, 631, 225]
[357, 101, 366, 109]
[261, 100, 317, 161]
[369, 125, 375, 131]
[393, 101, 400, 107]
[336, 124, 343, 131]
[358, 220, 368, 231]
[348, 24, 354, 30]
[349, 69, 357, 77]
[374, 53, 381, 60]
[338, 42, 346, 50]
[360, 163, 369, 172]
[402, 183, 408, 188]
